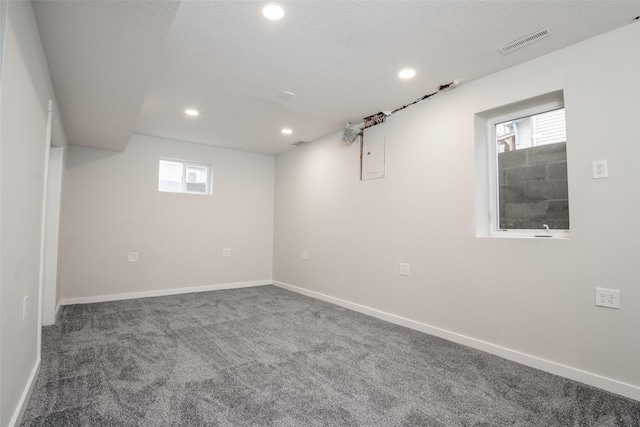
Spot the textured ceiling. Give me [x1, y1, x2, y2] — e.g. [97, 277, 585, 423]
[33, 0, 180, 151]
[34, 1, 639, 154]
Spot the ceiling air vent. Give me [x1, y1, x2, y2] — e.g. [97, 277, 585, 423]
[292, 140, 310, 147]
[499, 29, 551, 54]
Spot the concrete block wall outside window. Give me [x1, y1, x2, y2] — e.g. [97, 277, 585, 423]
[498, 142, 569, 229]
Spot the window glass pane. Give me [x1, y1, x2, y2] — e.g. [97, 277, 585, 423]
[185, 165, 208, 193]
[495, 108, 568, 230]
[158, 160, 183, 193]
[497, 108, 565, 152]
[158, 160, 211, 195]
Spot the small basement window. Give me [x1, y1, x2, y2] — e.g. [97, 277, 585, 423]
[158, 159, 211, 195]
[475, 91, 569, 238]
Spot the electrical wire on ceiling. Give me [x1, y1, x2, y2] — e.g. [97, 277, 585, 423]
[342, 80, 461, 143]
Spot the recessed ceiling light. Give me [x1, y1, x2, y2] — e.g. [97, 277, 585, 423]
[281, 128, 293, 135]
[185, 109, 199, 116]
[263, 4, 284, 20]
[398, 68, 416, 80]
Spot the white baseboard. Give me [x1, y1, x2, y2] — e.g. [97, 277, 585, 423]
[9, 358, 41, 427]
[60, 280, 271, 305]
[273, 280, 640, 402]
[55, 301, 61, 320]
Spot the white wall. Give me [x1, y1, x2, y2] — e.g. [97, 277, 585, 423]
[60, 134, 274, 300]
[0, 2, 63, 425]
[42, 147, 65, 326]
[274, 23, 640, 400]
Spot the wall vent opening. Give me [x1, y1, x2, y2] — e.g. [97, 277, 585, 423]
[500, 29, 551, 54]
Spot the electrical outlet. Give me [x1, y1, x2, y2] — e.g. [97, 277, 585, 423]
[592, 160, 608, 179]
[301, 251, 308, 261]
[223, 248, 231, 257]
[399, 263, 410, 276]
[23, 295, 29, 321]
[595, 287, 620, 309]
[127, 252, 139, 262]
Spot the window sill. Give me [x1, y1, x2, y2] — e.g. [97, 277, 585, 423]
[478, 231, 570, 240]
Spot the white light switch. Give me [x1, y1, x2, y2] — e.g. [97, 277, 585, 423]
[301, 251, 308, 261]
[127, 252, 139, 262]
[223, 248, 231, 257]
[399, 263, 410, 276]
[592, 160, 608, 179]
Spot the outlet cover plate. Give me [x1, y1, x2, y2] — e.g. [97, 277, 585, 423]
[223, 248, 231, 257]
[595, 287, 620, 309]
[301, 251, 308, 261]
[23, 295, 29, 321]
[592, 160, 608, 179]
[399, 263, 410, 276]
[127, 252, 139, 262]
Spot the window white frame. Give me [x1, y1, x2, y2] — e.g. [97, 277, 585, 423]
[158, 159, 212, 195]
[475, 90, 569, 239]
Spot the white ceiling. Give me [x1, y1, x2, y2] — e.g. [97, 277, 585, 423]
[33, 1, 639, 155]
[33, 0, 181, 151]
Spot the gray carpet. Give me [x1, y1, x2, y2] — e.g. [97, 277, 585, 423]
[21, 285, 640, 426]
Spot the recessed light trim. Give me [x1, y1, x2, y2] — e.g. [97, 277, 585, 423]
[281, 128, 293, 135]
[263, 4, 284, 20]
[185, 109, 199, 116]
[398, 68, 416, 80]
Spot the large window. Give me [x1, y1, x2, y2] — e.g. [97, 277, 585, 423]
[158, 159, 211, 195]
[475, 91, 569, 238]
